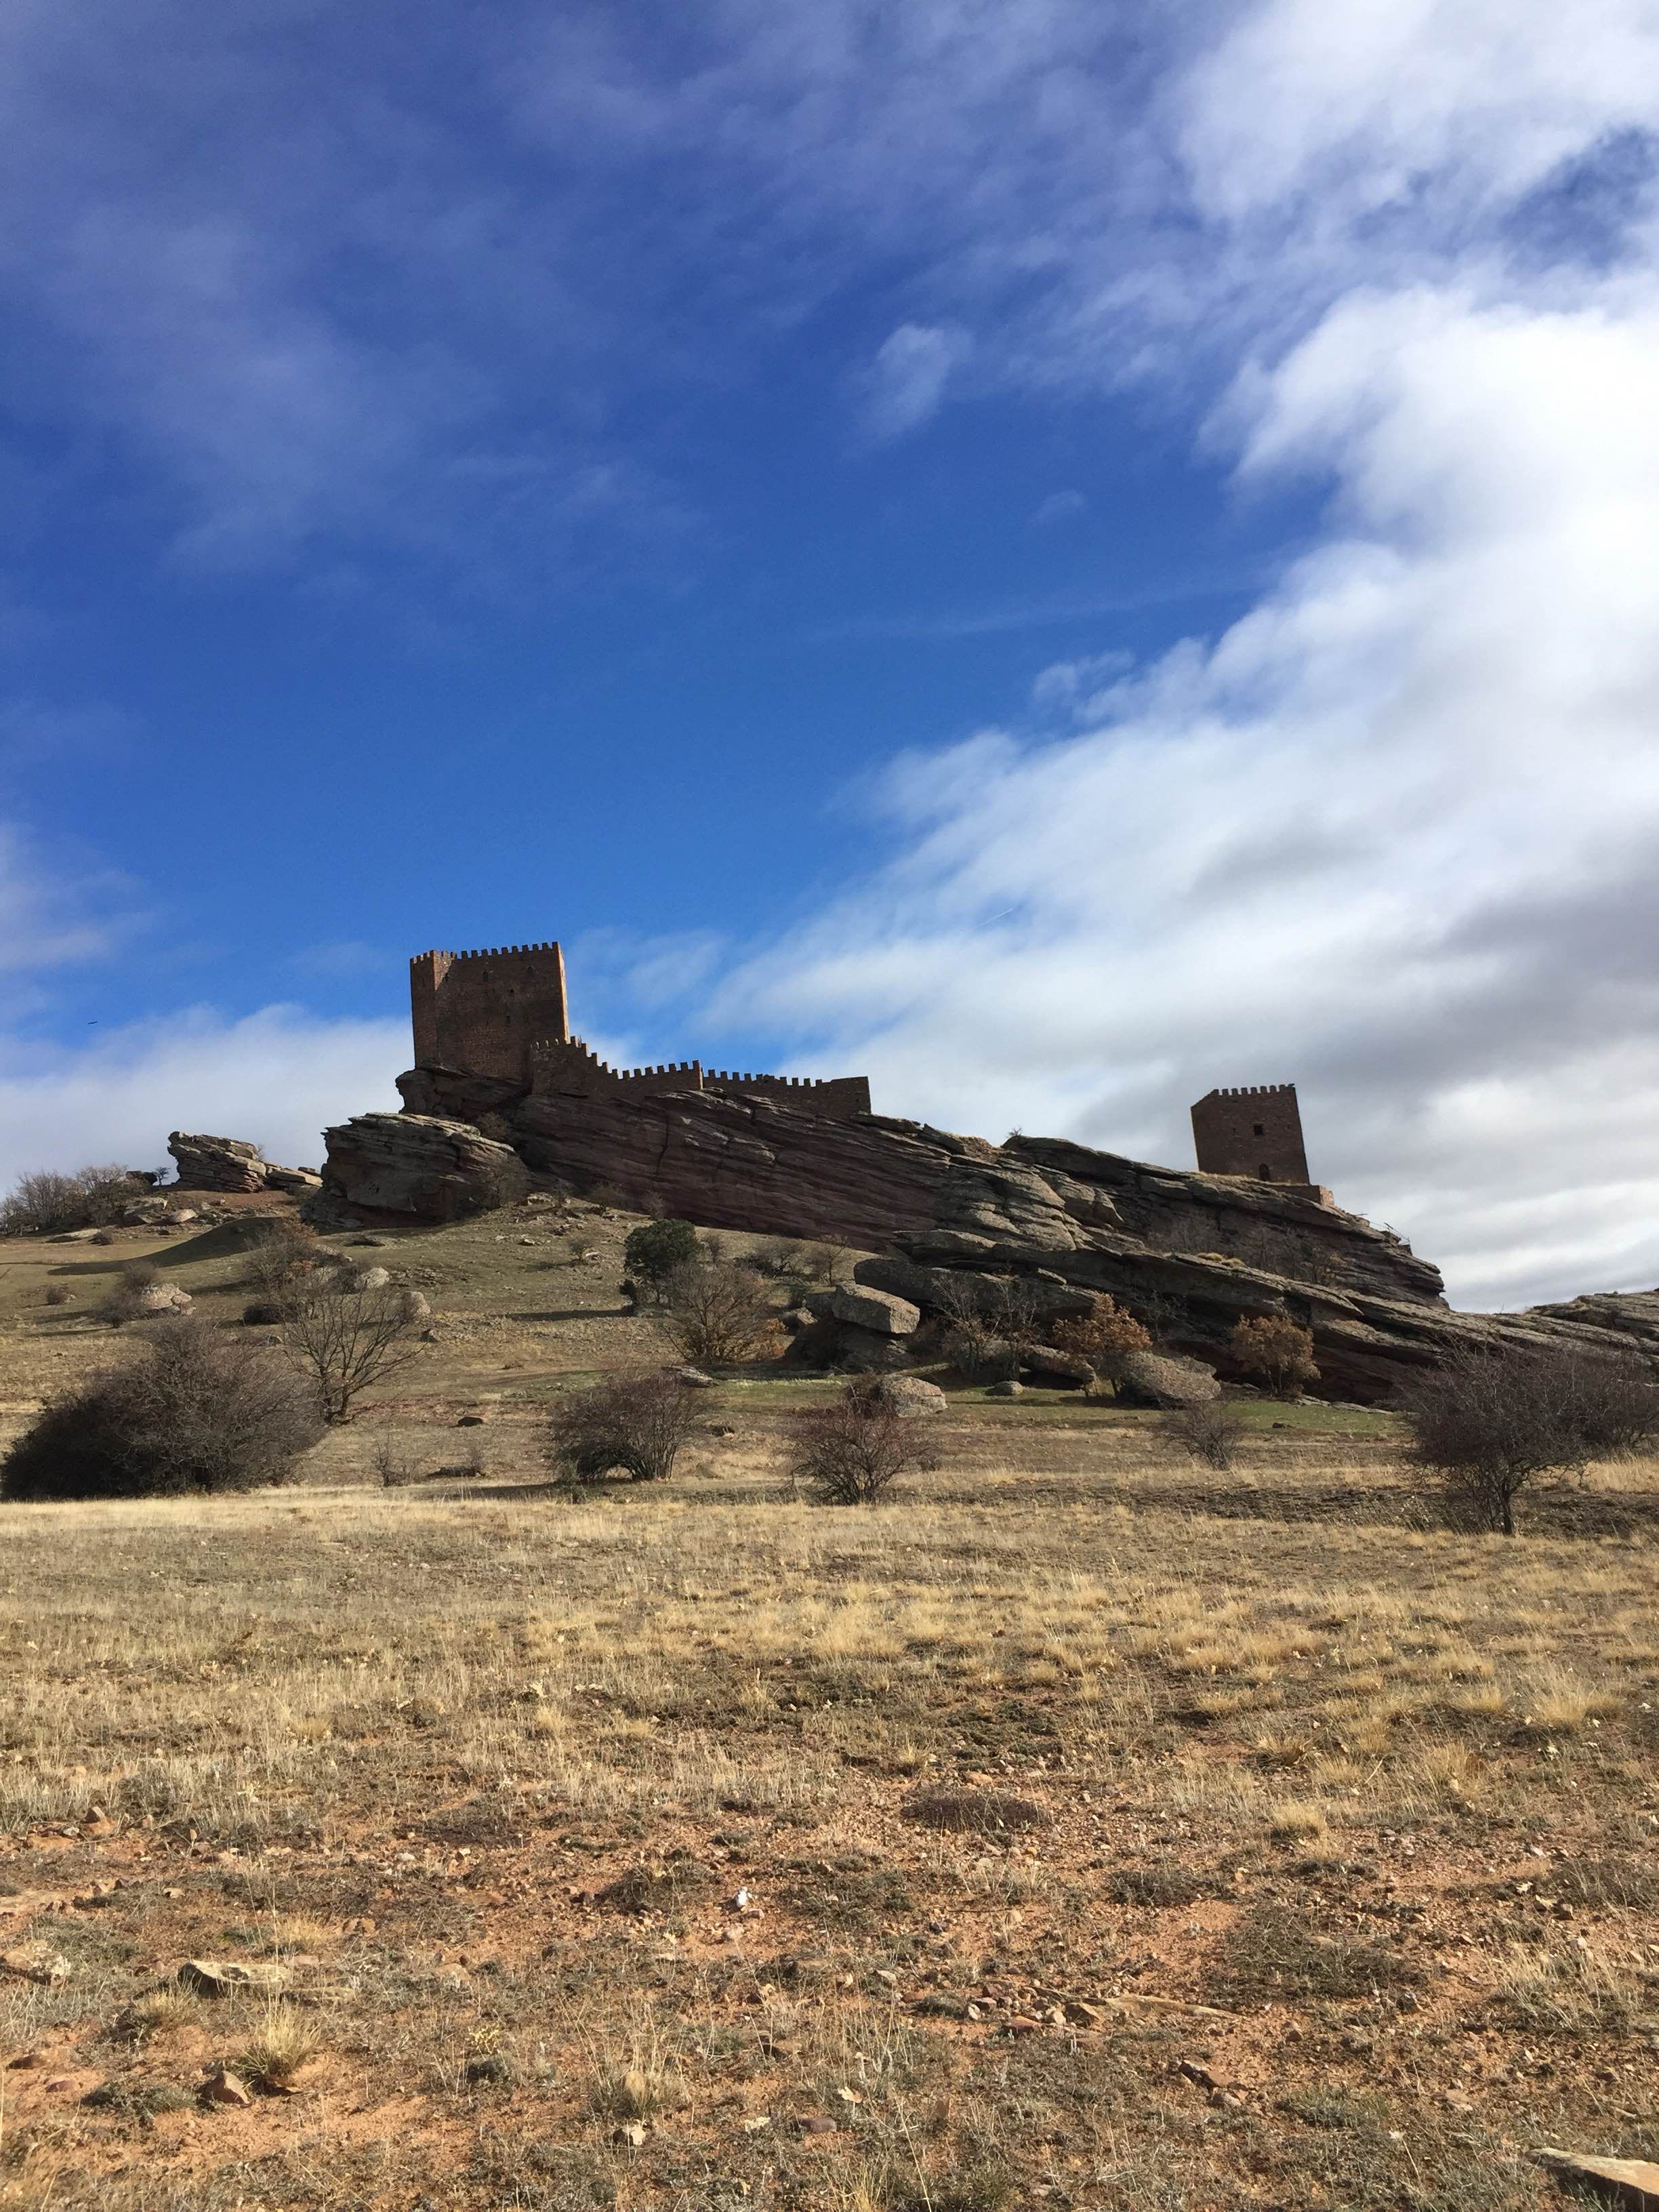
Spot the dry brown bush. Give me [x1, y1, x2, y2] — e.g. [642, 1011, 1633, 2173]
[279, 1270, 426, 1422]
[1050, 1294, 1151, 1382]
[1229, 1313, 1319, 1399]
[1397, 1342, 1659, 1536]
[787, 1376, 941, 1504]
[1166, 1399, 1246, 1469]
[661, 1261, 778, 1366]
[0, 1164, 139, 1235]
[0, 1315, 321, 1500]
[546, 1372, 700, 1486]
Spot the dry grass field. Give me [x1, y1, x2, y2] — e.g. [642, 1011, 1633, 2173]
[0, 1203, 1655, 2210]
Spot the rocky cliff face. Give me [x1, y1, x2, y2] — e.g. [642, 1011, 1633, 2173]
[314, 1068, 1658, 1400]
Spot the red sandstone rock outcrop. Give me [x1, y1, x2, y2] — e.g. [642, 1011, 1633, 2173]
[314, 1069, 1659, 1401]
[169, 1132, 321, 1195]
[319, 1112, 527, 1221]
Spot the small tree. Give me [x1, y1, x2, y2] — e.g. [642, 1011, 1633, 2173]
[546, 1373, 700, 1486]
[1050, 1294, 1152, 1385]
[1397, 1343, 1659, 1536]
[1, 1317, 321, 1500]
[279, 1271, 426, 1422]
[1, 1164, 142, 1235]
[1228, 1313, 1319, 1399]
[788, 1378, 941, 1504]
[243, 1217, 321, 1313]
[623, 1218, 701, 1301]
[661, 1261, 778, 1366]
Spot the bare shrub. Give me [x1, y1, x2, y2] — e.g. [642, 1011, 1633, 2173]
[1397, 1343, 1659, 1536]
[1050, 1294, 1151, 1385]
[546, 1373, 699, 1486]
[243, 1217, 321, 1313]
[661, 1262, 778, 1366]
[1, 1316, 321, 1500]
[1, 1165, 139, 1235]
[1228, 1313, 1319, 1399]
[901, 1784, 1050, 1833]
[41, 1284, 70, 1307]
[787, 1377, 941, 1504]
[1166, 1399, 1246, 1470]
[98, 1261, 179, 1327]
[279, 1271, 426, 1422]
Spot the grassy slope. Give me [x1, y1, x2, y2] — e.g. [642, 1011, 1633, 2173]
[0, 1200, 1654, 2210]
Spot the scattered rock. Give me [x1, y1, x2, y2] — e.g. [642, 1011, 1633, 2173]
[796, 2114, 838, 2137]
[132, 1283, 192, 1317]
[986, 1378, 1023, 1397]
[611, 2121, 648, 2147]
[203, 2067, 253, 2108]
[1531, 2151, 1659, 2208]
[178, 1959, 289, 1996]
[676, 1367, 716, 1388]
[1, 1942, 71, 1985]
[464, 2051, 517, 2087]
[348, 1265, 390, 1291]
[829, 1284, 921, 1337]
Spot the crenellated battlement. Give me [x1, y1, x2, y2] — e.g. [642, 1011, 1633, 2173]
[409, 938, 870, 1122]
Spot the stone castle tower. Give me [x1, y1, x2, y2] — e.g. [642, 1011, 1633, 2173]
[409, 943, 569, 1084]
[1190, 1084, 1311, 1185]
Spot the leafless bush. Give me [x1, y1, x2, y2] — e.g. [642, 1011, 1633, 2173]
[1165, 1399, 1246, 1470]
[1397, 1343, 1659, 1536]
[1, 1316, 321, 1500]
[243, 1218, 322, 1313]
[661, 1262, 779, 1366]
[279, 1271, 426, 1422]
[41, 1284, 70, 1307]
[1228, 1313, 1319, 1399]
[787, 1378, 941, 1504]
[941, 1324, 1019, 1385]
[98, 1261, 173, 1327]
[1, 1164, 140, 1235]
[546, 1373, 700, 1486]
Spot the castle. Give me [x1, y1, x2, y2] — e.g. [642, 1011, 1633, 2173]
[409, 941, 872, 1121]
[408, 939, 1319, 1177]
[1190, 1082, 1327, 1199]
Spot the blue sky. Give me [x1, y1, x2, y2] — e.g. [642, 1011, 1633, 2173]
[3, 0, 1659, 1309]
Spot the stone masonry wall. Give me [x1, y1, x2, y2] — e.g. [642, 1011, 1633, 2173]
[410, 943, 569, 1084]
[1191, 1084, 1312, 1185]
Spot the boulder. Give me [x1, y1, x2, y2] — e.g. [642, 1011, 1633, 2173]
[1117, 1350, 1221, 1407]
[168, 1133, 318, 1195]
[1020, 1345, 1095, 1387]
[872, 1376, 947, 1417]
[835, 1326, 912, 1372]
[986, 1378, 1023, 1398]
[318, 1113, 527, 1221]
[830, 1284, 921, 1336]
[133, 1283, 192, 1317]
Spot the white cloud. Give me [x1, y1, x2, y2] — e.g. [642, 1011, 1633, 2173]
[0, 1006, 405, 1183]
[855, 323, 972, 441]
[716, 254, 1659, 1310]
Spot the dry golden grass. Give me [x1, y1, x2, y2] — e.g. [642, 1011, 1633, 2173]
[0, 1204, 1655, 2208]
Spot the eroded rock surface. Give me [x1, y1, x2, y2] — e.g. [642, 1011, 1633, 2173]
[168, 1132, 321, 1195]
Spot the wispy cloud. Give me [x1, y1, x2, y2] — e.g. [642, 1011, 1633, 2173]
[854, 323, 972, 441]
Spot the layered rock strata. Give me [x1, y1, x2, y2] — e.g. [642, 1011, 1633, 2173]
[314, 1069, 1659, 1401]
[169, 1132, 321, 1195]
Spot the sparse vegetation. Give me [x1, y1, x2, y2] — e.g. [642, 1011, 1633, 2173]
[787, 1375, 942, 1502]
[1050, 1292, 1151, 1381]
[1166, 1397, 1246, 1468]
[0, 1314, 321, 1500]
[0, 1162, 142, 1235]
[279, 1266, 428, 1422]
[1398, 1340, 1659, 1534]
[546, 1370, 700, 1485]
[1229, 1311, 1319, 1399]
[661, 1258, 778, 1365]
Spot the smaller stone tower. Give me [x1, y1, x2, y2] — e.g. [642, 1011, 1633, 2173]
[409, 942, 569, 1084]
[1191, 1084, 1311, 1185]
